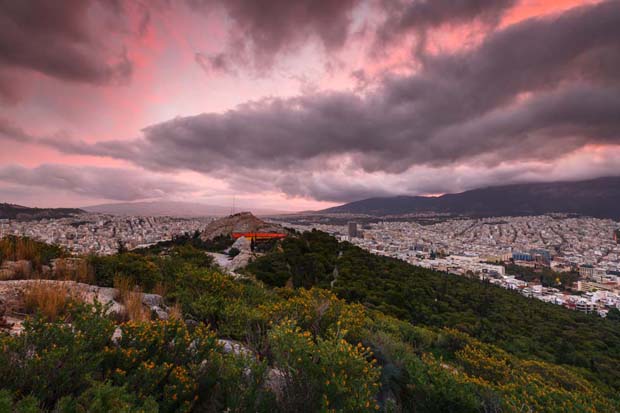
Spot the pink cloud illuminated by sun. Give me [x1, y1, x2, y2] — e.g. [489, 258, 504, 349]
[0, 0, 618, 210]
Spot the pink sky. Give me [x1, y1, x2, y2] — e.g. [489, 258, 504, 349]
[0, 0, 618, 211]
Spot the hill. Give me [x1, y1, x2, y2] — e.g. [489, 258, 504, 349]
[0, 203, 84, 221]
[200, 211, 285, 241]
[82, 201, 284, 217]
[321, 176, 620, 219]
[245, 230, 620, 391]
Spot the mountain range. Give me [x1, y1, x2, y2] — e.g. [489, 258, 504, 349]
[321, 176, 620, 219]
[0, 203, 85, 221]
[82, 201, 284, 217]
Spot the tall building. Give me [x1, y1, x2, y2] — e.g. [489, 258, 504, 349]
[512, 252, 533, 261]
[348, 222, 358, 238]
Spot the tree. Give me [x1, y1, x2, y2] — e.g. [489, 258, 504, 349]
[228, 247, 241, 258]
[117, 240, 128, 254]
[607, 308, 620, 322]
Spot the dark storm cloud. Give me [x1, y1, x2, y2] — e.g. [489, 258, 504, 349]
[0, 164, 195, 201]
[381, 0, 517, 28]
[0, 0, 135, 102]
[0, 118, 36, 143]
[96, 0, 619, 174]
[274, 173, 396, 202]
[189, 0, 362, 72]
[195, 52, 237, 75]
[374, 0, 518, 54]
[9, 0, 620, 202]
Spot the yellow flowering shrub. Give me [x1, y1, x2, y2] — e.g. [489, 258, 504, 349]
[431, 329, 620, 412]
[103, 319, 222, 412]
[261, 288, 367, 340]
[268, 319, 380, 412]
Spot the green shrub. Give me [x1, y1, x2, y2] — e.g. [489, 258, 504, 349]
[55, 381, 158, 413]
[268, 319, 380, 412]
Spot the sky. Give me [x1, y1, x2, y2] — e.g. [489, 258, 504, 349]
[0, 0, 619, 211]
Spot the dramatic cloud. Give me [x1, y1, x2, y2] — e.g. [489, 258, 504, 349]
[2, 0, 620, 207]
[32, 0, 619, 202]
[0, 118, 35, 142]
[374, 0, 518, 55]
[189, 0, 362, 72]
[0, 164, 196, 201]
[195, 52, 237, 76]
[0, 0, 139, 102]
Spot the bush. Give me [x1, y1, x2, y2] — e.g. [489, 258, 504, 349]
[55, 381, 158, 413]
[89, 253, 163, 291]
[0, 302, 116, 407]
[0, 303, 279, 412]
[228, 247, 241, 258]
[268, 319, 380, 412]
[261, 288, 367, 340]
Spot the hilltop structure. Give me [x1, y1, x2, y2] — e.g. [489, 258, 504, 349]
[200, 212, 286, 241]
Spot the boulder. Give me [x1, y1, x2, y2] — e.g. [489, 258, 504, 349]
[217, 339, 253, 356]
[142, 293, 164, 308]
[231, 236, 251, 252]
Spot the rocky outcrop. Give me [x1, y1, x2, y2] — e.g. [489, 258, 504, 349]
[0, 257, 89, 281]
[207, 235, 261, 275]
[0, 280, 170, 335]
[200, 212, 284, 241]
[231, 235, 251, 251]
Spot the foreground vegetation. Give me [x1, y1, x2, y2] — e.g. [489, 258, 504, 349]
[1, 232, 619, 412]
[246, 231, 620, 391]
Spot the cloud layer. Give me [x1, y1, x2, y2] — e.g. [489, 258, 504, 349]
[0, 164, 195, 202]
[0, 0, 141, 103]
[1, 0, 619, 206]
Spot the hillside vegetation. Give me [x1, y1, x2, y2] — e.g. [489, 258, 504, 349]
[246, 231, 620, 390]
[0, 232, 618, 412]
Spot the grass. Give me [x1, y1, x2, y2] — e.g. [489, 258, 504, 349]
[124, 289, 150, 322]
[53, 258, 94, 283]
[0, 269, 13, 281]
[152, 281, 167, 297]
[114, 275, 150, 322]
[23, 281, 72, 321]
[168, 302, 183, 320]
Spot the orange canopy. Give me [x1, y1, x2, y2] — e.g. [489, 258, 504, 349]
[232, 232, 287, 240]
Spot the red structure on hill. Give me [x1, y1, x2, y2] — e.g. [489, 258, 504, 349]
[232, 232, 287, 240]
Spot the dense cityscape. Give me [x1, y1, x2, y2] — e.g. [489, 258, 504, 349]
[280, 215, 620, 317]
[3, 211, 620, 317]
[0, 215, 211, 255]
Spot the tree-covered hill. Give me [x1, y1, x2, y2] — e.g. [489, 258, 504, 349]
[245, 230, 620, 391]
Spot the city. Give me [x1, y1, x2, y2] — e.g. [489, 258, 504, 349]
[0, 214, 212, 255]
[3, 210, 620, 317]
[279, 215, 620, 317]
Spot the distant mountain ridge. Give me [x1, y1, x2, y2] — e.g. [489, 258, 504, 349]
[0, 203, 84, 221]
[82, 201, 285, 217]
[320, 177, 620, 219]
